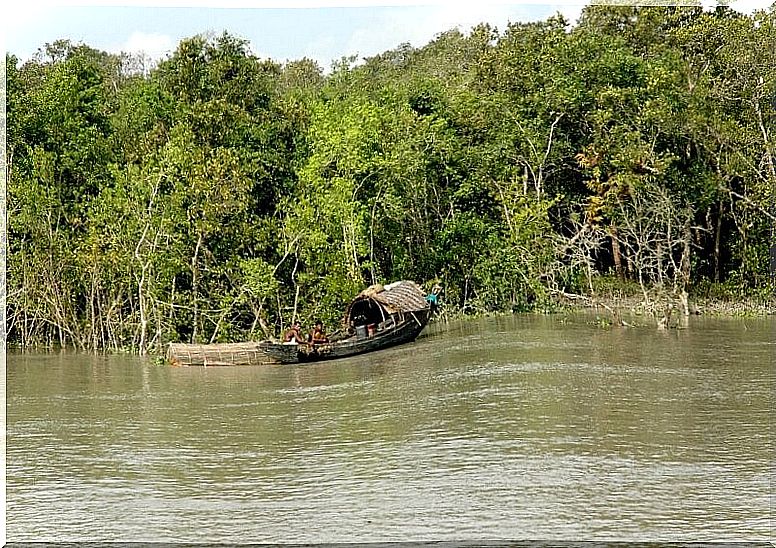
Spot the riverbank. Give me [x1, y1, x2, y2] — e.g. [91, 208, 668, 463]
[432, 280, 774, 330]
[558, 293, 775, 317]
[561, 276, 773, 315]
[543, 282, 775, 330]
[7, 280, 773, 353]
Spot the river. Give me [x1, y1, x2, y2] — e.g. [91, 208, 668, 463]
[5, 312, 773, 542]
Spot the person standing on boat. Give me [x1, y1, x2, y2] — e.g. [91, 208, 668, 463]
[426, 284, 442, 313]
[283, 322, 305, 344]
[310, 320, 329, 344]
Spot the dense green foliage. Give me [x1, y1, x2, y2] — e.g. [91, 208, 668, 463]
[6, 6, 775, 350]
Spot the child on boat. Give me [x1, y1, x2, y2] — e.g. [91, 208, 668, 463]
[310, 321, 329, 344]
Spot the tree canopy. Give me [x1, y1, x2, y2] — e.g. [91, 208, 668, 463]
[6, 5, 775, 351]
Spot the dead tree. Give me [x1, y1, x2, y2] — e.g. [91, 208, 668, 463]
[613, 184, 694, 328]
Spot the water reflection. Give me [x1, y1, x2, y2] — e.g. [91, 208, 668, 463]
[7, 313, 773, 542]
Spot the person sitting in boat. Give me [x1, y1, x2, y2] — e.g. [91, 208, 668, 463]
[282, 322, 305, 344]
[310, 320, 329, 344]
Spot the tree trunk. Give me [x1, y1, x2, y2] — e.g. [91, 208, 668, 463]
[137, 267, 148, 355]
[292, 283, 300, 326]
[714, 199, 723, 283]
[523, 165, 529, 195]
[610, 227, 624, 279]
[679, 210, 692, 317]
[168, 275, 176, 342]
[190, 232, 203, 344]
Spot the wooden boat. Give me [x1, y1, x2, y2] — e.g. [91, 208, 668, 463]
[259, 280, 432, 364]
[166, 280, 433, 366]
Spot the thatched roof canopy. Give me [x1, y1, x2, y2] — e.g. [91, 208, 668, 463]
[344, 281, 429, 325]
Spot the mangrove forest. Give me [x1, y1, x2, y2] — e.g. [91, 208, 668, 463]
[4, 4, 775, 353]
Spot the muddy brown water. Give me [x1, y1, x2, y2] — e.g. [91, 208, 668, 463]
[6, 312, 772, 542]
